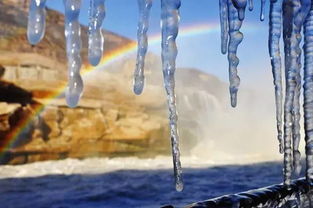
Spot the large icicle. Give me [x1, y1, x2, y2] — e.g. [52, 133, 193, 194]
[219, 0, 229, 54]
[160, 0, 183, 192]
[27, 0, 47, 45]
[292, 0, 311, 175]
[227, 0, 243, 108]
[133, 0, 153, 95]
[63, 0, 84, 108]
[282, 0, 310, 185]
[260, 0, 266, 21]
[303, 2, 313, 184]
[282, 1, 295, 185]
[268, 0, 283, 154]
[88, 0, 106, 66]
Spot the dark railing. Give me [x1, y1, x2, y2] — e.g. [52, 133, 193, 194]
[162, 178, 313, 208]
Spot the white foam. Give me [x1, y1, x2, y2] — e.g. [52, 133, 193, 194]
[0, 154, 280, 179]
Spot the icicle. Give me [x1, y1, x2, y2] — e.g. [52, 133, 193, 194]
[227, 0, 243, 108]
[232, 0, 247, 21]
[293, 0, 310, 177]
[63, 0, 83, 108]
[248, 0, 254, 11]
[282, 1, 295, 186]
[133, 0, 153, 95]
[219, 0, 229, 54]
[292, 1, 310, 171]
[260, 0, 266, 21]
[282, 0, 310, 185]
[88, 0, 106, 66]
[161, 0, 183, 192]
[27, 0, 47, 45]
[293, 72, 302, 175]
[303, 1, 313, 185]
[268, 0, 283, 154]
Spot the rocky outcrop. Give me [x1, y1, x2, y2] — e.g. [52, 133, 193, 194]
[6, 106, 168, 164]
[0, 79, 170, 165]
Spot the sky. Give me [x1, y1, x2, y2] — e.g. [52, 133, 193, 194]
[46, 0, 272, 88]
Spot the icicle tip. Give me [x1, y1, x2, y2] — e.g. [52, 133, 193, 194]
[230, 92, 237, 108]
[176, 182, 184, 192]
[65, 90, 82, 108]
[88, 56, 102, 67]
[260, 13, 265, 21]
[133, 77, 145, 95]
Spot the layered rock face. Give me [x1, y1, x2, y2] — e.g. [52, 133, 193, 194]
[0, 1, 227, 164]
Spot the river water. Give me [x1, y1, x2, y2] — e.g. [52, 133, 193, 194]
[0, 156, 290, 208]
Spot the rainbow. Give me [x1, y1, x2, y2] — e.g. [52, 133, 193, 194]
[1, 22, 256, 156]
[83, 23, 221, 72]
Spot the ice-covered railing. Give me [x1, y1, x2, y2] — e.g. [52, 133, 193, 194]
[25, 0, 313, 192]
[182, 178, 313, 208]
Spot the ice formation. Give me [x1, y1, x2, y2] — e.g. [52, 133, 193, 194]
[133, 0, 152, 95]
[226, 0, 243, 107]
[27, 0, 47, 45]
[269, 0, 283, 154]
[219, 0, 249, 107]
[304, 2, 313, 185]
[24, 0, 313, 190]
[249, 0, 254, 11]
[160, 0, 183, 192]
[219, 0, 229, 54]
[216, 0, 313, 186]
[260, 0, 266, 21]
[63, 0, 84, 108]
[88, 0, 105, 66]
[282, 0, 310, 185]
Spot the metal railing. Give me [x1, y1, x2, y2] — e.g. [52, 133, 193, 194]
[163, 178, 313, 208]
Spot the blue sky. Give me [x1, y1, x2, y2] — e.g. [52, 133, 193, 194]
[46, 0, 272, 87]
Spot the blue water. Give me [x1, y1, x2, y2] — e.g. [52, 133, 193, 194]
[0, 160, 292, 208]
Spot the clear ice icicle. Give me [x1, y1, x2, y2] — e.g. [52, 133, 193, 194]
[282, 1, 293, 185]
[227, 0, 243, 107]
[292, 0, 310, 170]
[88, 0, 106, 66]
[292, 0, 311, 174]
[248, 0, 254, 11]
[293, 0, 311, 176]
[303, 1, 313, 184]
[27, 0, 47, 45]
[268, 0, 283, 154]
[219, 0, 229, 54]
[133, 0, 153, 95]
[63, 0, 83, 108]
[293, 71, 302, 175]
[161, 0, 183, 192]
[282, 0, 310, 185]
[260, 0, 266, 21]
[232, 0, 247, 20]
